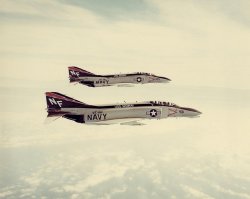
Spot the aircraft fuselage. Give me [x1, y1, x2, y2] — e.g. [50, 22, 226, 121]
[58, 101, 201, 125]
[78, 74, 170, 87]
[68, 67, 170, 87]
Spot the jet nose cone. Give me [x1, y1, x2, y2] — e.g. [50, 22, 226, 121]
[181, 107, 202, 117]
[191, 109, 202, 115]
[193, 109, 202, 117]
[164, 77, 171, 81]
[194, 110, 202, 117]
[158, 76, 171, 82]
[197, 110, 202, 115]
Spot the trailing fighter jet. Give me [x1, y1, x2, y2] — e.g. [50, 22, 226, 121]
[45, 92, 201, 125]
[68, 66, 171, 87]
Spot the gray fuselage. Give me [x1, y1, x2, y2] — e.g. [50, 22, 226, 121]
[78, 73, 170, 87]
[60, 101, 201, 124]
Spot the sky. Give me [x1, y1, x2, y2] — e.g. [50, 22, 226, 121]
[0, 0, 250, 199]
[1, 0, 250, 89]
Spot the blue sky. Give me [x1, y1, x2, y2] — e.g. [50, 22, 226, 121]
[59, 0, 155, 19]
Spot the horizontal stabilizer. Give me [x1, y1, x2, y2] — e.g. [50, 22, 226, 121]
[44, 115, 62, 124]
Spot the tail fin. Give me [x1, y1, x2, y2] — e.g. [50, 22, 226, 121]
[45, 92, 89, 118]
[68, 66, 96, 83]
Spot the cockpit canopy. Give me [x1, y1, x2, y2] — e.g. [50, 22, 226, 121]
[134, 72, 155, 76]
[149, 101, 178, 107]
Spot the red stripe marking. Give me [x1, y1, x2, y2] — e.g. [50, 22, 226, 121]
[168, 108, 178, 116]
[68, 66, 94, 74]
[45, 92, 84, 104]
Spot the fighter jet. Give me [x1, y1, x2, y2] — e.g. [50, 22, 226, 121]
[45, 92, 201, 125]
[68, 66, 171, 87]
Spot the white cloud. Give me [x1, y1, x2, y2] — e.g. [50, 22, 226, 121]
[0, 190, 13, 198]
[212, 184, 250, 199]
[63, 151, 144, 193]
[181, 185, 215, 199]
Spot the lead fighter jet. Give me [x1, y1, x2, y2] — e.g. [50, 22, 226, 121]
[68, 66, 171, 87]
[45, 92, 201, 125]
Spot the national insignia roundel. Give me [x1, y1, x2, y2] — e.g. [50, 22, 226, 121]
[149, 109, 157, 117]
[137, 77, 142, 82]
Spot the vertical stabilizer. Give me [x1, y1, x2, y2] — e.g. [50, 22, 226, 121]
[68, 66, 96, 83]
